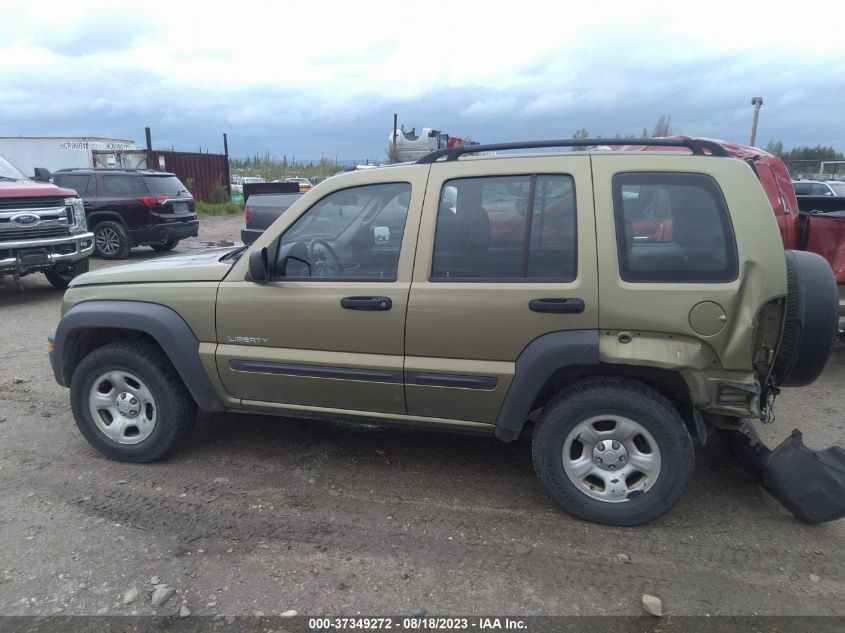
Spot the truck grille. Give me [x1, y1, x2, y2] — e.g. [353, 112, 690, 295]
[0, 197, 66, 211]
[0, 201, 73, 240]
[1, 226, 71, 240]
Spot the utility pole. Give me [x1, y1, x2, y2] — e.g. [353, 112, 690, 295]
[390, 113, 398, 163]
[749, 97, 763, 147]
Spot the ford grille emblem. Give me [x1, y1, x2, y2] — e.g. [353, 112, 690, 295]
[11, 213, 40, 227]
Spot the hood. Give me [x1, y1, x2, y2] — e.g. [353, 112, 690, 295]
[0, 180, 76, 198]
[71, 248, 237, 286]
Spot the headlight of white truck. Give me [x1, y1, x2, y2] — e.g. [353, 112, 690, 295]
[65, 197, 87, 233]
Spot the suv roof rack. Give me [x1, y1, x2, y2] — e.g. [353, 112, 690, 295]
[416, 138, 729, 164]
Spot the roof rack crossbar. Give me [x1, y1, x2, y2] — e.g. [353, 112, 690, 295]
[416, 138, 729, 164]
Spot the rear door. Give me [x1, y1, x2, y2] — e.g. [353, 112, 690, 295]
[99, 174, 147, 228]
[404, 155, 598, 423]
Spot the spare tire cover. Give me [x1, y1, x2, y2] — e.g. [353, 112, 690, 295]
[771, 250, 838, 387]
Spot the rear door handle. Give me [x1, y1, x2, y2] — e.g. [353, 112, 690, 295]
[341, 296, 392, 311]
[529, 298, 585, 314]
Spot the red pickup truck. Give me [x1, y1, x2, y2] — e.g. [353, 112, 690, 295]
[0, 154, 93, 289]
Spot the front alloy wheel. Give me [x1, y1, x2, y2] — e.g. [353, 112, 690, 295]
[88, 370, 157, 444]
[69, 340, 196, 462]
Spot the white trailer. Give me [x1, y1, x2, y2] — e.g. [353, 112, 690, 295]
[0, 136, 139, 177]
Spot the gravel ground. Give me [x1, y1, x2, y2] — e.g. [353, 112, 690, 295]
[0, 215, 843, 617]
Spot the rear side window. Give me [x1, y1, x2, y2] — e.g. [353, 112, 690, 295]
[792, 182, 811, 195]
[55, 174, 94, 194]
[102, 175, 146, 195]
[431, 174, 577, 281]
[612, 172, 738, 283]
[143, 176, 188, 196]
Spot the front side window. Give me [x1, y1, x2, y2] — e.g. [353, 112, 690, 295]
[274, 182, 411, 281]
[613, 172, 738, 283]
[431, 174, 577, 281]
[55, 174, 94, 194]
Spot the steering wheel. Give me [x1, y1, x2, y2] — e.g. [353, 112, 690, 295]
[308, 238, 343, 277]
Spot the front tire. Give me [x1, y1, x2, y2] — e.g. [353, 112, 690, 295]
[69, 341, 196, 462]
[532, 378, 694, 526]
[44, 257, 89, 290]
[93, 221, 131, 259]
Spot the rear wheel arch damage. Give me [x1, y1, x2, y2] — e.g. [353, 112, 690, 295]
[494, 329, 698, 442]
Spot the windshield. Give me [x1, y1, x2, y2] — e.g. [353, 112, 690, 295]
[0, 155, 26, 180]
[829, 182, 845, 196]
[143, 175, 189, 196]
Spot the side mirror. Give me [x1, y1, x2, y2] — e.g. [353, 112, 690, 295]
[33, 167, 51, 182]
[247, 247, 270, 281]
[280, 255, 312, 278]
[373, 226, 390, 245]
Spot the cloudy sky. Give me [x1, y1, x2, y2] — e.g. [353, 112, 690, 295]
[2, 0, 844, 162]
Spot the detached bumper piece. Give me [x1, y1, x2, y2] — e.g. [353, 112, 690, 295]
[730, 421, 845, 523]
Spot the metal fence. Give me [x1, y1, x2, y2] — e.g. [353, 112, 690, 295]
[149, 150, 229, 202]
[783, 160, 845, 180]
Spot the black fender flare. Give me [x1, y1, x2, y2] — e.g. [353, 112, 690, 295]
[495, 330, 599, 441]
[86, 211, 129, 230]
[50, 300, 227, 412]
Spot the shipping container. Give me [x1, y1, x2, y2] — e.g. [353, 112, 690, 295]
[0, 136, 138, 177]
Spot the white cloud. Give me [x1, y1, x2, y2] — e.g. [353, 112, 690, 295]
[0, 0, 843, 157]
[461, 97, 518, 120]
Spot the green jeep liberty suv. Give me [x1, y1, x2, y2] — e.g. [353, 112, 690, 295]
[49, 139, 843, 526]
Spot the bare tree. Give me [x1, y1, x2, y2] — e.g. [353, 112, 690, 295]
[652, 115, 675, 138]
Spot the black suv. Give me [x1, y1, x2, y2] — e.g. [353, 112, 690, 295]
[51, 169, 199, 259]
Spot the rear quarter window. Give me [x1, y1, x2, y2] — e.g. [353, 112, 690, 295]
[143, 176, 188, 196]
[612, 172, 738, 283]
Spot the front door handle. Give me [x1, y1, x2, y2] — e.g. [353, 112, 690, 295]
[529, 298, 585, 314]
[341, 296, 392, 311]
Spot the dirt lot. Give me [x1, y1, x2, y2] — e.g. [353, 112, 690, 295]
[0, 216, 843, 617]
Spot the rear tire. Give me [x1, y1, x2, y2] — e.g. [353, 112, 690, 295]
[150, 238, 179, 252]
[44, 257, 89, 290]
[69, 340, 196, 462]
[532, 377, 694, 526]
[93, 221, 131, 260]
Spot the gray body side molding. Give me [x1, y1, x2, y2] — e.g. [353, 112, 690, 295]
[495, 330, 600, 442]
[50, 300, 227, 412]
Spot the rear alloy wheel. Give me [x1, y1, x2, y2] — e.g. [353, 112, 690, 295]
[44, 257, 89, 290]
[532, 378, 694, 526]
[150, 238, 179, 252]
[93, 221, 130, 259]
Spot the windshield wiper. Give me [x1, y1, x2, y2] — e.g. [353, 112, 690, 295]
[220, 244, 249, 261]
[0, 176, 21, 181]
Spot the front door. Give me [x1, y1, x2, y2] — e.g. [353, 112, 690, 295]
[215, 172, 426, 414]
[404, 155, 599, 423]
